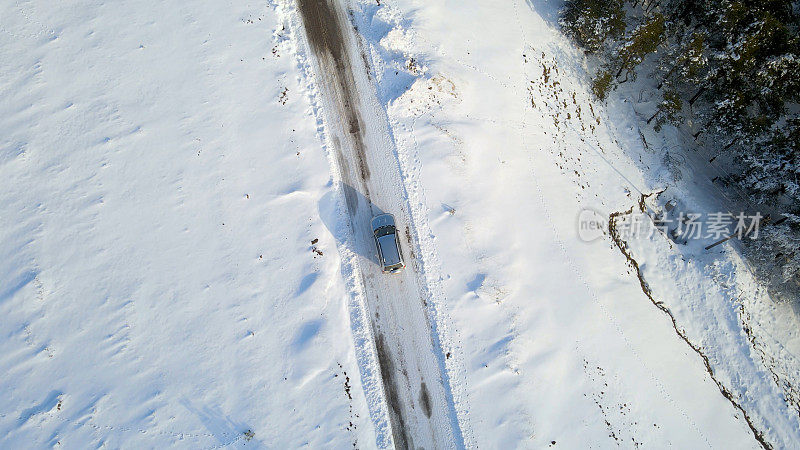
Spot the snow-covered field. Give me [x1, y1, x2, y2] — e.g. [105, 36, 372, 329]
[349, 0, 800, 447]
[2, 0, 799, 448]
[1, 1, 375, 447]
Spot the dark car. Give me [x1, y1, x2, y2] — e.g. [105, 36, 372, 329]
[371, 214, 405, 274]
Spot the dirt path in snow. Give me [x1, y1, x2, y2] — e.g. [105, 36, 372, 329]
[295, 0, 463, 448]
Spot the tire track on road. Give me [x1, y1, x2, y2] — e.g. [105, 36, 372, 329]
[294, 0, 463, 448]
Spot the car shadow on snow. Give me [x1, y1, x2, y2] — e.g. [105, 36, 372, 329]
[318, 182, 387, 268]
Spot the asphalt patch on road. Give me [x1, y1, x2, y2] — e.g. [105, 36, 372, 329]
[296, 0, 370, 184]
[376, 332, 411, 449]
[419, 382, 432, 418]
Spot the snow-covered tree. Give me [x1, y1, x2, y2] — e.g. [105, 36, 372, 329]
[611, 13, 666, 81]
[561, 0, 800, 296]
[560, 0, 627, 54]
[649, 89, 683, 131]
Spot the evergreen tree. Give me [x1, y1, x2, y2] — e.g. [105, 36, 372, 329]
[560, 0, 800, 293]
[560, 0, 627, 54]
[649, 89, 684, 131]
[611, 13, 666, 81]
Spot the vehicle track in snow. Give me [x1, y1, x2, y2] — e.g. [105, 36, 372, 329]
[294, 0, 463, 448]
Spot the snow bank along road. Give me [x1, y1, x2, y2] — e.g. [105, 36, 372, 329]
[295, 0, 462, 448]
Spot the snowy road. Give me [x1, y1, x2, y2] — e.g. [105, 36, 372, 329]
[295, 0, 462, 448]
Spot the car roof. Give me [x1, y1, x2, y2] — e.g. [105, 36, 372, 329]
[371, 213, 395, 231]
[377, 234, 401, 265]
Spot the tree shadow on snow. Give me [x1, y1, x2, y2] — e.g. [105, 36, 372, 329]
[523, 0, 561, 29]
[180, 397, 264, 446]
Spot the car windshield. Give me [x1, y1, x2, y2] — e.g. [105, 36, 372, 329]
[377, 234, 401, 265]
[375, 225, 395, 237]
